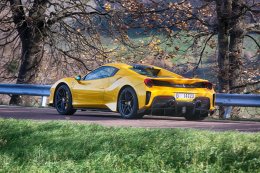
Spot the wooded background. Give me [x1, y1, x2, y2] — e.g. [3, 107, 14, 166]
[0, 0, 259, 117]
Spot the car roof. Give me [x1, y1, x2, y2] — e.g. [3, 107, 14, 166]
[104, 63, 131, 69]
[103, 63, 183, 78]
[104, 63, 162, 70]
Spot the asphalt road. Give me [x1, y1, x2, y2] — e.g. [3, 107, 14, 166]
[0, 106, 260, 132]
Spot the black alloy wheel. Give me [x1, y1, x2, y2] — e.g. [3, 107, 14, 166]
[54, 85, 76, 115]
[118, 87, 142, 119]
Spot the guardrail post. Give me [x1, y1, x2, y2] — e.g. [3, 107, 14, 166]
[41, 96, 47, 107]
[224, 106, 232, 119]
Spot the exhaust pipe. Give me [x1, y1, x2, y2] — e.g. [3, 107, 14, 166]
[182, 106, 186, 114]
[167, 98, 176, 106]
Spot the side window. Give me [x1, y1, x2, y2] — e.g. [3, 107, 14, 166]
[103, 66, 118, 77]
[84, 66, 118, 80]
[84, 67, 104, 80]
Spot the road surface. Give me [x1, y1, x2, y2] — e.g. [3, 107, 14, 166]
[0, 106, 260, 132]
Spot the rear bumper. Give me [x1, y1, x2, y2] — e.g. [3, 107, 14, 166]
[140, 96, 211, 117]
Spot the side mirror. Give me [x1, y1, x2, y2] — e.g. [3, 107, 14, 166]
[75, 75, 81, 81]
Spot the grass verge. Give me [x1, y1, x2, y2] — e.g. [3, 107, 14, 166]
[0, 119, 260, 173]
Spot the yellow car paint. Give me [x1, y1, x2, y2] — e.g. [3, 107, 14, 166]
[49, 63, 215, 118]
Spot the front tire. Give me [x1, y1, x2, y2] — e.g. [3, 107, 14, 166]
[118, 87, 142, 119]
[54, 85, 76, 115]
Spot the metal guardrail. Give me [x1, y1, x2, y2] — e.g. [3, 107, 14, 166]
[216, 93, 260, 107]
[0, 84, 259, 108]
[0, 84, 51, 107]
[0, 84, 51, 96]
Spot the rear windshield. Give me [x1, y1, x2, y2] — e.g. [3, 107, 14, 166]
[131, 65, 160, 77]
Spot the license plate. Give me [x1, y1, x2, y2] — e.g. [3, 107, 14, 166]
[175, 93, 195, 99]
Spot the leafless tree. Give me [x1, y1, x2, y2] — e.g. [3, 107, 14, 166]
[0, 0, 119, 104]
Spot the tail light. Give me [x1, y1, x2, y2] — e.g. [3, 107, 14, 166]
[204, 82, 213, 90]
[144, 78, 153, 87]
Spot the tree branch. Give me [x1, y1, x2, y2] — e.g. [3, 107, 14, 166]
[9, 0, 26, 29]
[245, 34, 260, 49]
[193, 33, 215, 74]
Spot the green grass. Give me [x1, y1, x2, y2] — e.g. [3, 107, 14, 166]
[0, 119, 260, 173]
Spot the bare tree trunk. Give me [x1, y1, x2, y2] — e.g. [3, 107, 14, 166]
[9, 30, 44, 104]
[216, 0, 232, 117]
[229, 0, 245, 93]
[228, 0, 245, 118]
[9, 0, 47, 105]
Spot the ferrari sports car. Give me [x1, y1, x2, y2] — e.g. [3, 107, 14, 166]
[49, 63, 215, 120]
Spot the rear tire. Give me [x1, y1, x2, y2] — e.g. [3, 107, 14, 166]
[118, 87, 142, 119]
[54, 85, 76, 115]
[185, 111, 207, 121]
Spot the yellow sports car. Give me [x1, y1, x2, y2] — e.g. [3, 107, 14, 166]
[49, 63, 215, 120]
